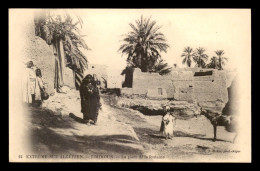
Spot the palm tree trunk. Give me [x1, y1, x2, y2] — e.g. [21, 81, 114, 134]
[187, 57, 191, 67]
[141, 59, 148, 72]
[137, 53, 142, 69]
[141, 54, 149, 72]
[219, 57, 222, 70]
[54, 39, 66, 92]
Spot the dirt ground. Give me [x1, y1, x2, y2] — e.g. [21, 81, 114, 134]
[25, 88, 241, 162]
[101, 95, 240, 162]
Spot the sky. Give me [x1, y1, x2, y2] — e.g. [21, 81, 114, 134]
[67, 9, 251, 72]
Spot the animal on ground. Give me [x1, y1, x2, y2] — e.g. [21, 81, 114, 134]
[162, 113, 176, 139]
[200, 109, 238, 142]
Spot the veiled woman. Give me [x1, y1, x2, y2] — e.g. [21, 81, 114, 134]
[80, 74, 101, 125]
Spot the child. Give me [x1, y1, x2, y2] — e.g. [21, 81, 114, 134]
[34, 68, 46, 107]
[160, 105, 176, 139]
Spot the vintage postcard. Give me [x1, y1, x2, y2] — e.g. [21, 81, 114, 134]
[9, 8, 251, 162]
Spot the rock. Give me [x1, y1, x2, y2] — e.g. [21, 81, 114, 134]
[117, 97, 200, 117]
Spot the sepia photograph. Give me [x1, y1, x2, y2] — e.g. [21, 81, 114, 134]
[9, 8, 251, 162]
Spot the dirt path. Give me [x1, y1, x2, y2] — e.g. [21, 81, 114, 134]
[101, 94, 240, 162]
[25, 89, 240, 162]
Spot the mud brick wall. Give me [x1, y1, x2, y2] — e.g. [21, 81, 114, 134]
[132, 69, 173, 99]
[171, 71, 194, 102]
[193, 71, 228, 104]
[130, 69, 194, 101]
[125, 68, 230, 107]
[21, 16, 55, 95]
[21, 15, 77, 93]
[63, 67, 75, 89]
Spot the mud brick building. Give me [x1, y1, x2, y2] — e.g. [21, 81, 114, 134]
[121, 68, 237, 111]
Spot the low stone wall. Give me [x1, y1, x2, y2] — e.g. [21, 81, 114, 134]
[116, 97, 201, 118]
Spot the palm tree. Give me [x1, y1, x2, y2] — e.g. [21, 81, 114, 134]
[150, 59, 172, 75]
[34, 10, 89, 91]
[181, 47, 194, 67]
[193, 47, 208, 68]
[214, 50, 228, 70]
[118, 16, 169, 72]
[206, 56, 219, 69]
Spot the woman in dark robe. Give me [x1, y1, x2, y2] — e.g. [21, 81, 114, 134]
[80, 74, 101, 125]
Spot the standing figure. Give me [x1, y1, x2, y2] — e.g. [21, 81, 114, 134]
[160, 105, 176, 139]
[80, 74, 101, 125]
[162, 113, 176, 139]
[160, 105, 170, 132]
[22, 61, 42, 106]
[34, 68, 46, 107]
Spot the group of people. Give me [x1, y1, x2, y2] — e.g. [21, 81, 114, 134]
[21, 61, 170, 130]
[22, 61, 47, 107]
[21, 61, 173, 132]
[22, 60, 102, 125]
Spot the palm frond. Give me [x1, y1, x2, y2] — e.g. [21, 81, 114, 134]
[187, 58, 191, 67]
[34, 10, 89, 73]
[182, 57, 187, 64]
[119, 15, 169, 72]
[215, 50, 225, 56]
[129, 23, 139, 34]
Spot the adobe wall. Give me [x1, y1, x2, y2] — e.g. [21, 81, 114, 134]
[63, 67, 75, 89]
[131, 69, 172, 99]
[170, 71, 194, 102]
[122, 68, 232, 108]
[21, 16, 55, 95]
[193, 71, 228, 103]
[21, 15, 77, 93]
[124, 68, 194, 101]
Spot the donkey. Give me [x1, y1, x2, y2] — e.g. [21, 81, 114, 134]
[200, 109, 237, 142]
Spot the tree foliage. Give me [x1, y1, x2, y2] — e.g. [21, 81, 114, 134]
[119, 16, 169, 72]
[181, 46, 194, 67]
[181, 46, 229, 70]
[150, 59, 172, 75]
[214, 50, 228, 70]
[34, 10, 89, 73]
[206, 56, 219, 69]
[193, 47, 208, 68]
